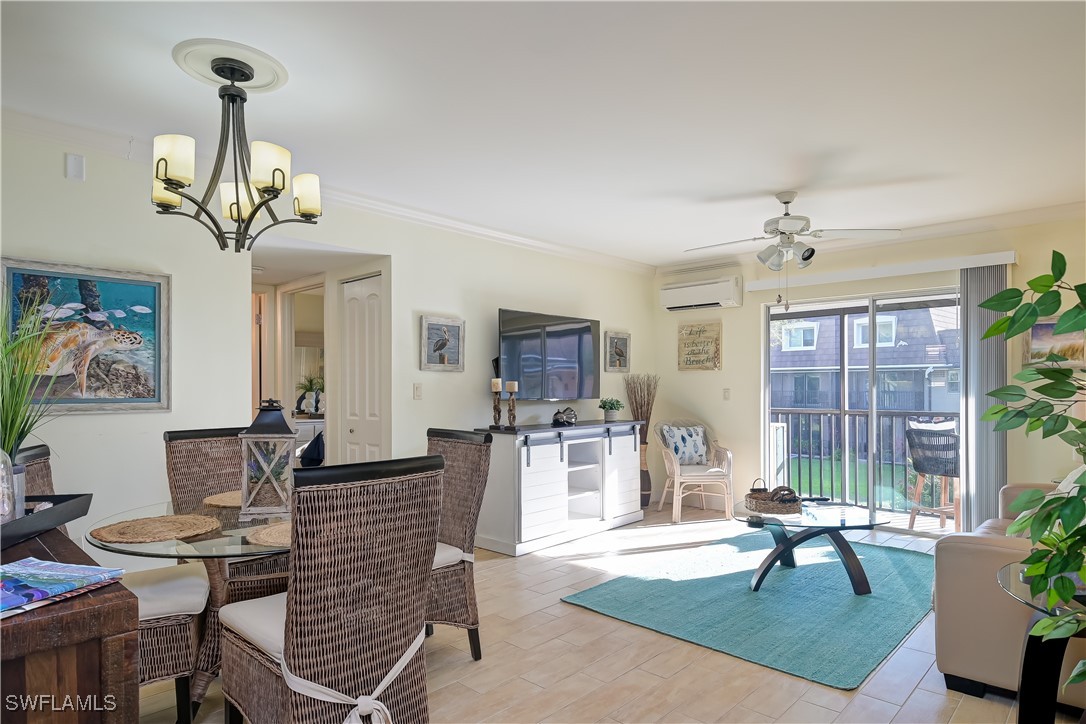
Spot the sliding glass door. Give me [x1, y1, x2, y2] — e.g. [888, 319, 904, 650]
[767, 291, 963, 532]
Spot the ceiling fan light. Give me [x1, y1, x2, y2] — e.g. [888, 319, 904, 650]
[766, 254, 785, 272]
[797, 253, 814, 269]
[793, 240, 816, 262]
[757, 244, 781, 267]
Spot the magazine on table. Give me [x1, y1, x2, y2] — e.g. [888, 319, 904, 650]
[1, 557, 124, 619]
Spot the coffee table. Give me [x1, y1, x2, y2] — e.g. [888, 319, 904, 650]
[737, 504, 890, 595]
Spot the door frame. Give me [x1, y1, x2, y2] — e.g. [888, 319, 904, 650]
[275, 274, 326, 411]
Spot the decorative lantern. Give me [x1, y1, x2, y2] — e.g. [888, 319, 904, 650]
[239, 399, 296, 521]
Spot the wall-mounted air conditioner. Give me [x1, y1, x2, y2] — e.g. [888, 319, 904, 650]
[659, 275, 743, 311]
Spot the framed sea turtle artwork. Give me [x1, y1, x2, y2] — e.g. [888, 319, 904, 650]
[420, 314, 464, 372]
[2, 258, 171, 412]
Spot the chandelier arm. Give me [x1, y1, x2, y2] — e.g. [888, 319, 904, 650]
[156, 209, 229, 250]
[238, 191, 282, 243]
[169, 187, 230, 250]
[237, 101, 281, 224]
[194, 95, 234, 224]
[246, 219, 318, 251]
[229, 104, 246, 253]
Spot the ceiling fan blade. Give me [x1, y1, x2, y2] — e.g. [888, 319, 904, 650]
[807, 228, 902, 241]
[684, 236, 776, 253]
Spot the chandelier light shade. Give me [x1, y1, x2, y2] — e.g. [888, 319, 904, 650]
[151, 49, 321, 253]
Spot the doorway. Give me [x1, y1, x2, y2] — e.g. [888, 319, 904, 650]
[766, 291, 963, 534]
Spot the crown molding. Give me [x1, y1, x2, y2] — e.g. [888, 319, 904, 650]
[2, 110, 655, 276]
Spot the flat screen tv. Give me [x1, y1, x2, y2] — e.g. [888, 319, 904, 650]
[499, 308, 600, 401]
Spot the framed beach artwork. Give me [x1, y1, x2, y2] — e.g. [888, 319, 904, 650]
[677, 321, 721, 371]
[1024, 317, 1085, 368]
[420, 314, 465, 372]
[2, 258, 171, 412]
[604, 331, 630, 372]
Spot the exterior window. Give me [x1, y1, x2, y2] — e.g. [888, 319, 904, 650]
[947, 369, 961, 394]
[854, 316, 897, 348]
[782, 322, 818, 351]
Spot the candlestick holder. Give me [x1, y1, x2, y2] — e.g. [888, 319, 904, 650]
[489, 391, 503, 429]
[504, 392, 518, 431]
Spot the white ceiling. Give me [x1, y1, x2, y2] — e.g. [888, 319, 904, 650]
[2, 2, 1083, 268]
[251, 236, 377, 286]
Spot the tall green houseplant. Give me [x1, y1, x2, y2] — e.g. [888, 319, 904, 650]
[0, 294, 67, 457]
[979, 250, 1086, 684]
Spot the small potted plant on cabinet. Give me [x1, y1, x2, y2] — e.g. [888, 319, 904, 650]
[599, 397, 624, 422]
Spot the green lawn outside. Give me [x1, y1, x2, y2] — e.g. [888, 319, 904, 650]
[777, 457, 931, 511]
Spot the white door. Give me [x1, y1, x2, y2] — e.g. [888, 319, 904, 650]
[340, 275, 383, 462]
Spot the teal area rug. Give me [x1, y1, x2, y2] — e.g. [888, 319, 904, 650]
[561, 530, 933, 689]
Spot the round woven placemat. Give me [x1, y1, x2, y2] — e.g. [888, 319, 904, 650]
[203, 490, 243, 508]
[248, 522, 291, 547]
[90, 514, 220, 543]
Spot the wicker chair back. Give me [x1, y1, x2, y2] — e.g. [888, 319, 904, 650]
[163, 428, 247, 512]
[284, 456, 444, 722]
[426, 429, 493, 551]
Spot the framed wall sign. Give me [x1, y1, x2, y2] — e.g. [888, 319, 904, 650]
[420, 314, 465, 372]
[677, 321, 721, 371]
[2, 257, 171, 412]
[604, 331, 631, 372]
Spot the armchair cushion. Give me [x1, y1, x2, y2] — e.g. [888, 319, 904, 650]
[660, 424, 707, 465]
[678, 464, 727, 478]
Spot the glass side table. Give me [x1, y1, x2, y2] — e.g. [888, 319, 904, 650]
[996, 563, 1086, 723]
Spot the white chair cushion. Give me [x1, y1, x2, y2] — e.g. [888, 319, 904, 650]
[433, 542, 466, 570]
[220, 592, 287, 663]
[660, 425, 708, 465]
[123, 562, 210, 621]
[1056, 464, 1086, 494]
[679, 464, 726, 478]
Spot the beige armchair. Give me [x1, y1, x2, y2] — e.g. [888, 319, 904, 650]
[933, 482, 1086, 707]
[654, 419, 733, 523]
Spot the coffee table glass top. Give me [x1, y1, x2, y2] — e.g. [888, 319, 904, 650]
[997, 563, 1086, 616]
[85, 501, 289, 559]
[737, 503, 890, 530]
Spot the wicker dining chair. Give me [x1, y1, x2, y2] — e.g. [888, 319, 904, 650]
[163, 427, 291, 704]
[14, 444, 67, 535]
[221, 456, 444, 723]
[425, 428, 493, 660]
[654, 419, 734, 523]
[121, 563, 210, 724]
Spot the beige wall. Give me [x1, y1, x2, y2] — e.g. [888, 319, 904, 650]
[1, 130, 252, 567]
[293, 291, 324, 335]
[651, 218, 1086, 506]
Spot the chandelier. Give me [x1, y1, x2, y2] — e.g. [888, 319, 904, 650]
[151, 50, 321, 253]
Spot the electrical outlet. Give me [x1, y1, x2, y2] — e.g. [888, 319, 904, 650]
[413, 383, 423, 400]
[722, 388, 731, 401]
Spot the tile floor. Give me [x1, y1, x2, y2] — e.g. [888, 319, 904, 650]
[139, 505, 1072, 723]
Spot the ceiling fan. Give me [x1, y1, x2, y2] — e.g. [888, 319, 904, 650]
[685, 191, 902, 270]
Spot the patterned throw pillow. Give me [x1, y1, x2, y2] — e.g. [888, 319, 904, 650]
[660, 424, 707, 465]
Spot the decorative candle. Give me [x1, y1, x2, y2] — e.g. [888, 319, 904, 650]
[250, 141, 291, 192]
[152, 134, 195, 186]
[505, 381, 519, 393]
[491, 378, 503, 392]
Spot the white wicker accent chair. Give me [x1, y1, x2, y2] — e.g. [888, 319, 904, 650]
[654, 419, 734, 523]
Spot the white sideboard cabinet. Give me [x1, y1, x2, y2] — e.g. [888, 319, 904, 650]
[475, 420, 644, 556]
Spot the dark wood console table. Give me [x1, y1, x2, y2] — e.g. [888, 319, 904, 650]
[1, 529, 138, 723]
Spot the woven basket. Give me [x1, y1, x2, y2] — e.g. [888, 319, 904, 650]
[745, 478, 802, 514]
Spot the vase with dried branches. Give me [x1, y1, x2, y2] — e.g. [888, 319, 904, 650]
[624, 373, 660, 508]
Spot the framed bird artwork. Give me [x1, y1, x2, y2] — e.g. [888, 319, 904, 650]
[605, 331, 631, 372]
[420, 314, 465, 371]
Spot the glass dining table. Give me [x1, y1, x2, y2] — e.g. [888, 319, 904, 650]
[84, 500, 290, 559]
[84, 500, 291, 708]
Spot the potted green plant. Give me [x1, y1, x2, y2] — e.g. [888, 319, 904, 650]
[1, 294, 69, 520]
[979, 249, 1086, 686]
[599, 397, 624, 422]
[294, 374, 324, 416]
